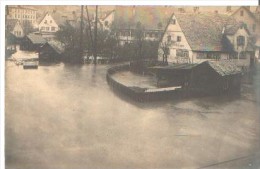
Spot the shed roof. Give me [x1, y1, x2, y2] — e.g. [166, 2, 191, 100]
[151, 61, 241, 76]
[174, 13, 237, 52]
[150, 63, 199, 71]
[26, 34, 46, 44]
[205, 61, 242, 76]
[46, 40, 65, 54]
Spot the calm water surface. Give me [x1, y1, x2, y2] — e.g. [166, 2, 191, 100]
[5, 61, 260, 169]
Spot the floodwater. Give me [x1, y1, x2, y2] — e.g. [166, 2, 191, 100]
[5, 58, 260, 169]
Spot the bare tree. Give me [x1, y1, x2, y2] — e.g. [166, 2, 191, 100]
[159, 41, 170, 64]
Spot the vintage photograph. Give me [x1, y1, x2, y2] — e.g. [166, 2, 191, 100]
[4, 5, 260, 169]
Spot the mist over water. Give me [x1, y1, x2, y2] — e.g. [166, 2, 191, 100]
[5, 61, 260, 169]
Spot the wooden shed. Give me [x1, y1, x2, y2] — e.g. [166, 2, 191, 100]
[190, 61, 242, 95]
[20, 34, 46, 51]
[38, 40, 65, 62]
[150, 61, 242, 96]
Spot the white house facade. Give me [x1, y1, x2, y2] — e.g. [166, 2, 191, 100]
[159, 13, 255, 69]
[38, 13, 60, 39]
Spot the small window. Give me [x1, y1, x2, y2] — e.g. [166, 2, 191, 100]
[44, 20, 47, 24]
[50, 20, 52, 23]
[104, 21, 108, 26]
[237, 36, 245, 46]
[177, 36, 181, 42]
[240, 10, 244, 16]
[46, 27, 50, 31]
[51, 27, 55, 31]
[167, 35, 171, 42]
[171, 19, 176, 25]
[41, 27, 45, 30]
[206, 53, 220, 59]
[176, 49, 189, 57]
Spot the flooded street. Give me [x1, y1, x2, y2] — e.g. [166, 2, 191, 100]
[5, 61, 260, 169]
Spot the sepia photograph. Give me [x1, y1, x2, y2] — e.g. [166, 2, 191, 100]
[3, 3, 260, 169]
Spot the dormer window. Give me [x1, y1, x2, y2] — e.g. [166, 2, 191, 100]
[237, 36, 245, 46]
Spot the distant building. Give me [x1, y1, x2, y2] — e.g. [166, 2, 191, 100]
[7, 5, 37, 27]
[159, 13, 255, 69]
[98, 10, 115, 31]
[20, 33, 46, 51]
[39, 40, 65, 62]
[37, 12, 64, 39]
[6, 19, 24, 38]
[36, 10, 88, 39]
[231, 7, 260, 37]
[113, 6, 174, 45]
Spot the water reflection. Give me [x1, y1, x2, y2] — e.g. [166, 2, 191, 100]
[5, 61, 260, 169]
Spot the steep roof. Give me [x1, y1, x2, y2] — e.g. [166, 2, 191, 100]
[26, 34, 46, 44]
[174, 13, 237, 52]
[38, 11, 72, 26]
[100, 10, 115, 21]
[224, 22, 250, 35]
[232, 7, 258, 22]
[206, 61, 242, 76]
[6, 19, 20, 31]
[114, 6, 174, 30]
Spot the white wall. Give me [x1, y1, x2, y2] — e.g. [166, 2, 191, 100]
[158, 15, 193, 63]
[12, 21, 24, 38]
[38, 13, 59, 33]
[232, 8, 260, 36]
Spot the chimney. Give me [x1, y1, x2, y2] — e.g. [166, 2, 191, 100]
[52, 9, 56, 13]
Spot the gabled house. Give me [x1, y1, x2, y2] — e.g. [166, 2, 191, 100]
[158, 13, 254, 69]
[99, 10, 115, 30]
[37, 12, 61, 39]
[231, 7, 260, 36]
[113, 6, 174, 45]
[6, 19, 24, 38]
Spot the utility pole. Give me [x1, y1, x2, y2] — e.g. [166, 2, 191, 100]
[85, 6, 94, 55]
[94, 5, 98, 65]
[79, 5, 84, 63]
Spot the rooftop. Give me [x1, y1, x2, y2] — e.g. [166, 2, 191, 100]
[114, 6, 174, 30]
[46, 40, 65, 54]
[26, 33, 46, 44]
[205, 61, 242, 76]
[174, 13, 237, 52]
